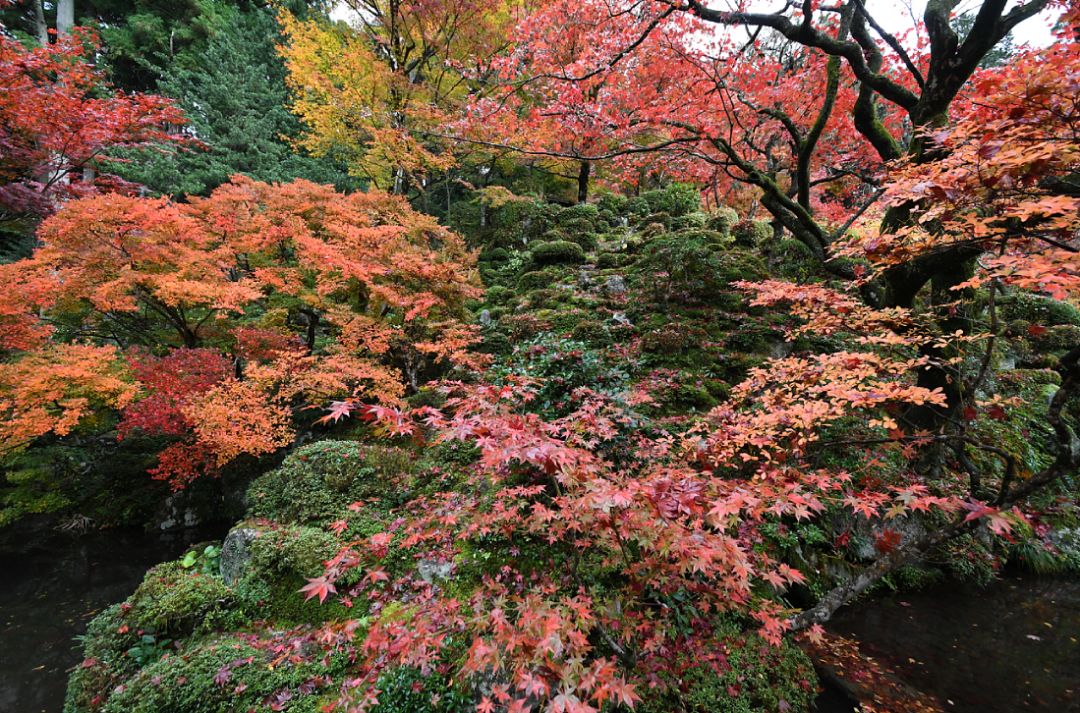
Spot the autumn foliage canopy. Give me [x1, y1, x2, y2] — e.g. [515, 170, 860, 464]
[0, 176, 481, 485]
[1, 2, 1079, 713]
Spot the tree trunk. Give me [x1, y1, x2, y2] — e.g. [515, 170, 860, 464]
[32, 0, 48, 45]
[56, 0, 75, 36]
[576, 160, 591, 204]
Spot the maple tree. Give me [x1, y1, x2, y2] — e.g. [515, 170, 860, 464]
[462, 0, 1073, 268]
[268, 23, 1080, 705]
[0, 27, 186, 225]
[0, 176, 482, 486]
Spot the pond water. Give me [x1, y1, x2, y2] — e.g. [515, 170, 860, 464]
[0, 524, 228, 713]
[829, 575, 1080, 712]
[1, 525, 1077, 713]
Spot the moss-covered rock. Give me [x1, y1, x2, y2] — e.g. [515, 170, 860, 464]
[125, 561, 235, 638]
[95, 634, 347, 713]
[247, 441, 412, 524]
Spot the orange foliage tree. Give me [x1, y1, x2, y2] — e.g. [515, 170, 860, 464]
[0, 176, 482, 486]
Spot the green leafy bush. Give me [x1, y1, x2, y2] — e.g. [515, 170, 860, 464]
[732, 219, 773, 246]
[634, 235, 727, 304]
[485, 285, 514, 305]
[707, 206, 740, 235]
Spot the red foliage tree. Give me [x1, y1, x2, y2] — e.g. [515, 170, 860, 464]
[0, 28, 186, 221]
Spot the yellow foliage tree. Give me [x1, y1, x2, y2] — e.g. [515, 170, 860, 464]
[279, 1, 515, 193]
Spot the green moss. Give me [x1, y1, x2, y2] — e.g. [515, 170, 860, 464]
[232, 524, 353, 625]
[999, 291, 1080, 327]
[65, 604, 141, 713]
[247, 441, 412, 524]
[370, 666, 474, 713]
[530, 240, 587, 265]
[96, 634, 347, 713]
[126, 561, 234, 638]
[637, 622, 818, 713]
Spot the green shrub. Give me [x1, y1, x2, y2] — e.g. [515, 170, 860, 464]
[530, 240, 587, 265]
[669, 212, 708, 230]
[595, 252, 621, 269]
[517, 269, 555, 291]
[641, 183, 701, 217]
[570, 319, 611, 345]
[596, 193, 628, 216]
[715, 249, 768, 284]
[484, 285, 514, 305]
[557, 202, 601, 225]
[707, 206, 739, 235]
[480, 330, 513, 355]
[634, 235, 728, 304]
[247, 441, 411, 523]
[641, 219, 670, 237]
[483, 246, 509, 263]
[732, 218, 773, 246]
[624, 196, 650, 218]
[676, 227, 734, 248]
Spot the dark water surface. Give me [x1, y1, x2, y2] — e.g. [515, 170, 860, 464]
[0, 525, 227, 713]
[829, 575, 1080, 712]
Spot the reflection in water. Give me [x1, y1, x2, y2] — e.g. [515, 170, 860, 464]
[0, 525, 227, 713]
[829, 576, 1080, 712]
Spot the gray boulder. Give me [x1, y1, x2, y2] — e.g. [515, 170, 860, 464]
[219, 527, 260, 586]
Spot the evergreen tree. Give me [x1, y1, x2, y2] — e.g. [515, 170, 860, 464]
[110, 6, 356, 197]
